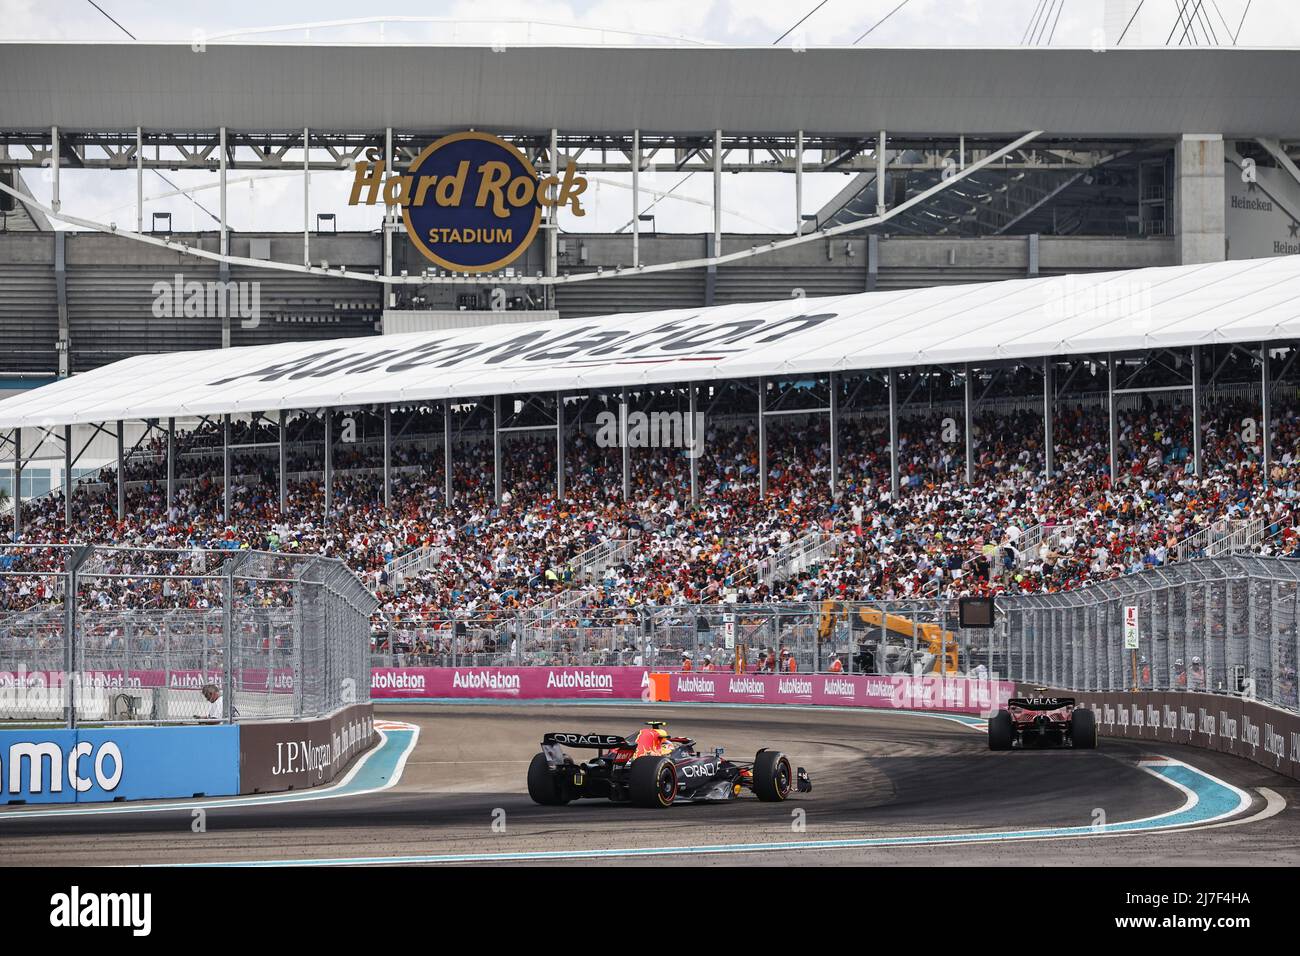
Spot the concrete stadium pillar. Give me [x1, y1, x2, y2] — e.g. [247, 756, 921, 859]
[1175, 134, 1226, 264]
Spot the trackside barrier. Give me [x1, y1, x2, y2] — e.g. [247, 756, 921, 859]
[1021, 688, 1300, 782]
[0, 702, 377, 804]
[371, 666, 651, 700]
[657, 672, 1015, 714]
[0, 726, 239, 804]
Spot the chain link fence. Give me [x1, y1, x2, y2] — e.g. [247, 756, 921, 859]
[0, 544, 376, 725]
[1004, 556, 1300, 712]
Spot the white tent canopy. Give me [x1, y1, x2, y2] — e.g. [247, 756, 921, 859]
[3, 254, 1300, 431]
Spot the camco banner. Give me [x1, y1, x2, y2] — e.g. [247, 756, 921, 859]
[370, 667, 650, 700]
[0, 726, 239, 804]
[664, 672, 1015, 715]
[1025, 687, 1300, 781]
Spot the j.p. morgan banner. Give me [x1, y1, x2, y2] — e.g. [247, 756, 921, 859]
[1030, 688, 1300, 782]
[349, 131, 587, 273]
[238, 703, 375, 794]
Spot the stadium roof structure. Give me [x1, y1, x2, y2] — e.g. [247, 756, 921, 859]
[2, 255, 1299, 431]
[1, 42, 1299, 137]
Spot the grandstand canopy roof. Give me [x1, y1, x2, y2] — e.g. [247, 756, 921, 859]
[2, 255, 1299, 431]
[1, 43, 1299, 136]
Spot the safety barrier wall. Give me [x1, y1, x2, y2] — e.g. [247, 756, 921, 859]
[0, 702, 376, 804]
[659, 672, 1015, 714]
[1025, 688, 1300, 782]
[371, 666, 650, 700]
[238, 702, 375, 794]
[0, 725, 240, 804]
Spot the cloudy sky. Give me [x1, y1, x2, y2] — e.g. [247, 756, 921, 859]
[4, 0, 1297, 236]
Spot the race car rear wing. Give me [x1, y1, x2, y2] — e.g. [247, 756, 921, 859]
[542, 732, 630, 749]
[1008, 696, 1075, 709]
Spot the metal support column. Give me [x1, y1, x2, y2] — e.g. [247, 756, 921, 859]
[828, 370, 839, 497]
[63, 547, 91, 729]
[223, 414, 232, 522]
[1192, 345, 1203, 476]
[875, 130, 886, 215]
[888, 369, 900, 499]
[219, 127, 230, 348]
[1107, 354, 1118, 482]
[115, 420, 125, 521]
[323, 411, 333, 521]
[964, 365, 974, 484]
[689, 383, 699, 504]
[382, 404, 392, 510]
[758, 378, 768, 498]
[50, 125, 60, 212]
[12, 428, 20, 538]
[278, 409, 287, 513]
[135, 126, 143, 233]
[383, 127, 394, 310]
[64, 425, 72, 526]
[712, 129, 722, 253]
[1043, 357, 1054, 479]
[548, 129, 559, 302]
[631, 129, 640, 268]
[794, 129, 804, 233]
[556, 392, 566, 500]
[302, 127, 310, 267]
[166, 417, 175, 512]
[493, 396, 503, 504]
[621, 390, 631, 502]
[1261, 342, 1272, 486]
[443, 399, 453, 508]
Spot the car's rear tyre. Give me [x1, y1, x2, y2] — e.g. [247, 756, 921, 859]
[988, 710, 1014, 751]
[527, 752, 570, 805]
[753, 750, 793, 802]
[1071, 707, 1098, 749]
[629, 755, 677, 808]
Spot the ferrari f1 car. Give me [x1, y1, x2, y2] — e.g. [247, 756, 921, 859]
[988, 695, 1097, 750]
[527, 721, 812, 808]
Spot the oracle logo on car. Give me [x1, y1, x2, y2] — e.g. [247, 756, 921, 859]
[348, 131, 588, 273]
[1, 740, 123, 795]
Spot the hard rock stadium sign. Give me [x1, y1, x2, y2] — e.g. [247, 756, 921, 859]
[348, 131, 588, 274]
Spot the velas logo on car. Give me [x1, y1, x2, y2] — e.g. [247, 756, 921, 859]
[348, 131, 587, 274]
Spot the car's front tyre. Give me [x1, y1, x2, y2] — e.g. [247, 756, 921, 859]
[753, 750, 794, 801]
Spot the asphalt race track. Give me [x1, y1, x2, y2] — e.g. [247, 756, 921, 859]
[1, 702, 1297, 866]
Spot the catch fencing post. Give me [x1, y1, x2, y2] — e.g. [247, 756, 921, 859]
[63, 545, 92, 729]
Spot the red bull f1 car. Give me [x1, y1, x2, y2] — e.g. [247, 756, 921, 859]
[527, 721, 812, 808]
[988, 695, 1097, 750]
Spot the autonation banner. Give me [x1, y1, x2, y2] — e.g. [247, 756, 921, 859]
[370, 667, 651, 700]
[0, 726, 240, 804]
[666, 672, 1015, 714]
